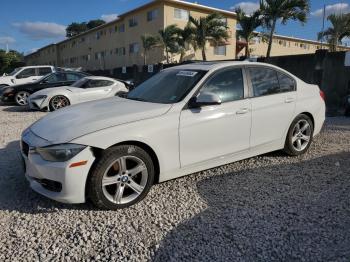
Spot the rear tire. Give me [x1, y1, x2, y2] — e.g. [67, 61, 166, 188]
[88, 145, 155, 210]
[283, 114, 314, 156]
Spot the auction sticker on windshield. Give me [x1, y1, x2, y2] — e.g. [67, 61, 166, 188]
[176, 71, 198, 77]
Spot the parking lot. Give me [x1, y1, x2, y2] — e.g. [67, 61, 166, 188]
[0, 103, 349, 261]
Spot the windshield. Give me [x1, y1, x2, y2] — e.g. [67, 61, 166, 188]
[71, 78, 88, 87]
[8, 67, 22, 76]
[127, 69, 207, 104]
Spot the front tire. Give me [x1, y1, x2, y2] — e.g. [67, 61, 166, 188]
[15, 91, 30, 106]
[284, 114, 314, 156]
[88, 145, 155, 210]
[49, 95, 70, 111]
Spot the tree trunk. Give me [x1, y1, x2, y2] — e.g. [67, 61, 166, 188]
[266, 19, 276, 58]
[166, 46, 169, 64]
[180, 50, 184, 63]
[144, 49, 147, 65]
[245, 43, 249, 58]
[201, 47, 207, 61]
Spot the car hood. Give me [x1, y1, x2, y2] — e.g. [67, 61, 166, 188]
[29, 86, 75, 97]
[29, 97, 172, 144]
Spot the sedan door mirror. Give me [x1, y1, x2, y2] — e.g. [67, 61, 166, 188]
[188, 92, 222, 108]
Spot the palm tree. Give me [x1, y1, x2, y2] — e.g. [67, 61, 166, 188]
[318, 13, 350, 52]
[235, 7, 262, 57]
[188, 13, 229, 61]
[178, 25, 196, 63]
[141, 34, 160, 65]
[260, 0, 310, 58]
[158, 25, 181, 64]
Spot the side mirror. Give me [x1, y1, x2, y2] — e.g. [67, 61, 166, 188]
[188, 92, 222, 108]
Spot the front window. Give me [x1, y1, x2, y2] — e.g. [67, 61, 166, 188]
[42, 73, 66, 83]
[71, 78, 88, 87]
[200, 68, 244, 103]
[127, 69, 207, 104]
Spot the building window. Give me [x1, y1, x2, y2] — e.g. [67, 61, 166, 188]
[116, 47, 126, 56]
[129, 17, 138, 27]
[96, 32, 101, 40]
[147, 9, 159, 21]
[174, 8, 189, 21]
[119, 24, 125, 32]
[129, 43, 140, 54]
[214, 45, 226, 56]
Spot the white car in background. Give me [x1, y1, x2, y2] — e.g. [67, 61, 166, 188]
[0, 66, 55, 88]
[21, 62, 325, 210]
[28, 76, 128, 111]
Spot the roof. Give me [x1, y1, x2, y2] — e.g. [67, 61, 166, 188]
[84, 76, 116, 81]
[164, 61, 253, 71]
[251, 31, 350, 49]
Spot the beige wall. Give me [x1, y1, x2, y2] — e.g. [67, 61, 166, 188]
[25, 1, 237, 70]
[163, 3, 236, 62]
[25, 45, 58, 66]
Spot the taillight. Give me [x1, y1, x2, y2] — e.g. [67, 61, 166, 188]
[320, 90, 325, 101]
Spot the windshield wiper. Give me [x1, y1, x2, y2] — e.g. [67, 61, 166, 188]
[126, 97, 147, 102]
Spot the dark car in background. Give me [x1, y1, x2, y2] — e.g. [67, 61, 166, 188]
[0, 71, 90, 106]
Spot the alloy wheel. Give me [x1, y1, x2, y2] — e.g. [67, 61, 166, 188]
[15, 91, 30, 106]
[291, 119, 312, 151]
[102, 156, 148, 204]
[51, 96, 69, 110]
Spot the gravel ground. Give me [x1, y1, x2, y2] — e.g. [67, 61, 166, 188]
[0, 103, 350, 261]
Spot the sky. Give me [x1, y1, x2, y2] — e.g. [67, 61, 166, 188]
[0, 0, 349, 54]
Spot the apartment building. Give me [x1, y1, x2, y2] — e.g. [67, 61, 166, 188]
[236, 32, 350, 58]
[25, 0, 237, 70]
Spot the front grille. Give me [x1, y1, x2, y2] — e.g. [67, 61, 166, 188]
[21, 140, 29, 156]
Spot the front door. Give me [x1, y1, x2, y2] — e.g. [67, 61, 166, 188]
[179, 67, 251, 167]
[79, 79, 112, 102]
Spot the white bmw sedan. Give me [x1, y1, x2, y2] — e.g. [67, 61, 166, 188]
[21, 62, 325, 210]
[28, 76, 128, 111]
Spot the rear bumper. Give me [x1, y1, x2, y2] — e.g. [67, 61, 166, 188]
[23, 147, 95, 204]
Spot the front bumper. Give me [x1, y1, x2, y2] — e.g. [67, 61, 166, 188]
[28, 97, 49, 111]
[0, 94, 15, 102]
[22, 145, 95, 204]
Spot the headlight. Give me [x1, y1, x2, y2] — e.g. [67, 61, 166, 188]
[36, 144, 86, 162]
[32, 95, 47, 100]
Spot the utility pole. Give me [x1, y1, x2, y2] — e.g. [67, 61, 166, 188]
[5, 42, 9, 53]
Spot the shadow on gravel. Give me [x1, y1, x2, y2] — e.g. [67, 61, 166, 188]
[1, 105, 33, 113]
[0, 140, 94, 213]
[154, 152, 350, 262]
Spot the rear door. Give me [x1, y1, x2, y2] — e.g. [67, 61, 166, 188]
[247, 66, 297, 148]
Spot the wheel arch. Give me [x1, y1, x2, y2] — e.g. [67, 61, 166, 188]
[299, 112, 315, 128]
[91, 140, 161, 184]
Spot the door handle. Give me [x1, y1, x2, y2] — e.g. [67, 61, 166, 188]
[285, 98, 295, 103]
[236, 108, 249, 115]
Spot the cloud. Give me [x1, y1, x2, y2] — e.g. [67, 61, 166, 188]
[311, 3, 350, 17]
[12, 21, 66, 40]
[101, 14, 119, 22]
[231, 1, 259, 14]
[0, 36, 15, 44]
